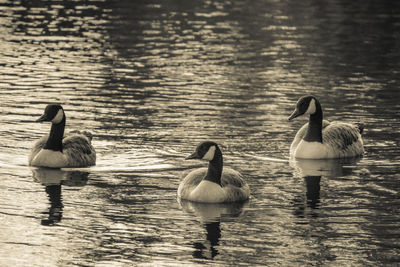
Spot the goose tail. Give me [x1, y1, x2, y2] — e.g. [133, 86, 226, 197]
[354, 122, 364, 134]
[68, 130, 93, 142]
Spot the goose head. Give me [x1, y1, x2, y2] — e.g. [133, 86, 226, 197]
[36, 104, 65, 124]
[186, 141, 219, 162]
[288, 95, 318, 121]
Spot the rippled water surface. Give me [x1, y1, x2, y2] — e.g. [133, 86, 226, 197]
[1, 0, 400, 266]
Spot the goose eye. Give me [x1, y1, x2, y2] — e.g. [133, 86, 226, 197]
[199, 146, 208, 155]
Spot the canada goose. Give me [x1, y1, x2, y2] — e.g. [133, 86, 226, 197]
[29, 104, 96, 168]
[178, 141, 250, 203]
[288, 95, 364, 159]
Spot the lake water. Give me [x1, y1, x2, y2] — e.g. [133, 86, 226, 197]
[1, 0, 400, 266]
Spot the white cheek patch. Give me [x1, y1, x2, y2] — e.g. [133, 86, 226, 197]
[52, 109, 64, 124]
[305, 98, 316, 115]
[202, 146, 216, 161]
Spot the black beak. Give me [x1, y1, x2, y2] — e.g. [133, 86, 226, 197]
[36, 113, 49, 122]
[185, 151, 200, 160]
[288, 109, 302, 121]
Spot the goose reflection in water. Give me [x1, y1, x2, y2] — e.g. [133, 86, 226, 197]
[42, 184, 63, 225]
[192, 221, 221, 260]
[178, 199, 247, 260]
[290, 157, 361, 216]
[31, 168, 89, 226]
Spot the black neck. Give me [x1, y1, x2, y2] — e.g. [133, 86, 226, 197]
[204, 147, 223, 186]
[304, 100, 323, 143]
[44, 116, 65, 152]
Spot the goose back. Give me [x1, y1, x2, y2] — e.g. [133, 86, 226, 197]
[178, 167, 250, 203]
[29, 131, 95, 167]
[291, 121, 364, 159]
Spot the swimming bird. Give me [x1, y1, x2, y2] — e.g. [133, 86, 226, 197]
[178, 141, 250, 203]
[29, 104, 96, 168]
[288, 95, 364, 159]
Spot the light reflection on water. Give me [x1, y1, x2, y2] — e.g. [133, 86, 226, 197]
[0, 0, 400, 266]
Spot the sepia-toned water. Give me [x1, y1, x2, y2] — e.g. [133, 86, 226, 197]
[1, 0, 400, 266]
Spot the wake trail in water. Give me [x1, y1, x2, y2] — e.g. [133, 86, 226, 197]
[69, 163, 175, 173]
[235, 152, 289, 163]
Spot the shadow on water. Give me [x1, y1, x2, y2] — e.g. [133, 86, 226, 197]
[178, 199, 247, 260]
[31, 168, 89, 226]
[290, 157, 362, 216]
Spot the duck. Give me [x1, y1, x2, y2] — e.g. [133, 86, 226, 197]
[29, 104, 96, 168]
[288, 95, 364, 159]
[177, 141, 250, 203]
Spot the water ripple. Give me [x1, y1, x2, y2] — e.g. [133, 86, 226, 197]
[0, 0, 400, 266]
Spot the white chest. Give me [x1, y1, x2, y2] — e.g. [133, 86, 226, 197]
[294, 140, 333, 159]
[188, 180, 226, 203]
[31, 149, 67, 168]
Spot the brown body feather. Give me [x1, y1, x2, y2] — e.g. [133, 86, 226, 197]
[178, 167, 250, 203]
[29, 131, 96, 167]
[290, 120, 364, 158]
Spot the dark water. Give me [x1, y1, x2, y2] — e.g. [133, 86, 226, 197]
[0, 0, 400, 266]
